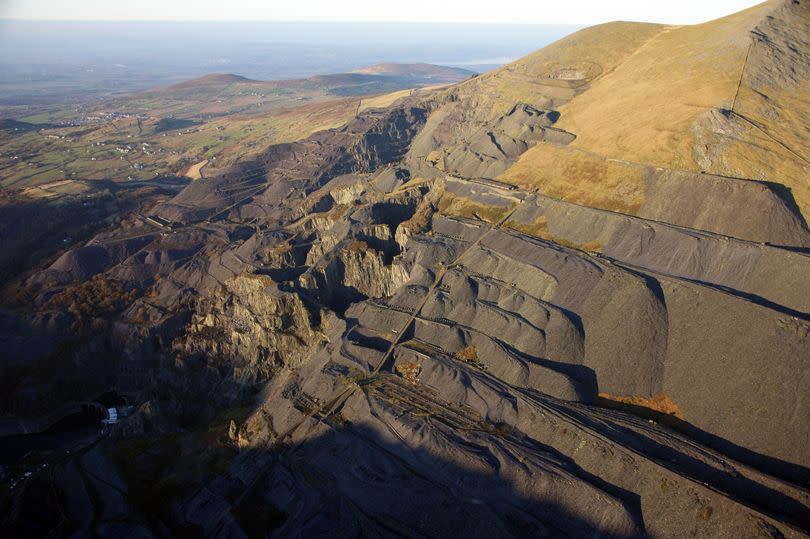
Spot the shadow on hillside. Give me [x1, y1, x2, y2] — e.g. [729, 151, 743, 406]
[153, 117, 200, 133]
[218, 401, 810, 537]
[0, 418, 647, 537]
[199, 422, 647, 538]
[0, 178, 190, 296]
[576, 398, 810, 530]
[766, 181, 810, 235]
[5, 378, 810, 537]
[663, 418, 810, 493]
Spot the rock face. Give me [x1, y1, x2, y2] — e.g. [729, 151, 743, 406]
[299, 243, 410, 310]
[177, 274, 326, 373]
[3, 1, 810, 538]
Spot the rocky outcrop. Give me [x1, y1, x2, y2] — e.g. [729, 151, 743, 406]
[406, 100, 574, 179]
[299, 242, 410, 313]
[175, 274, 327, 389]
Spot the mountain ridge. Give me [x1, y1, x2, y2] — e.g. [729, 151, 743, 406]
[168, 62, 475, 90]
[168, 73, 256, 88]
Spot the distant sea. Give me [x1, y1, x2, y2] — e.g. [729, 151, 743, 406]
[0, 20, 580, 104]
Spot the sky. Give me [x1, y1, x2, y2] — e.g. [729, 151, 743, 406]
[0, 0, 766, 25]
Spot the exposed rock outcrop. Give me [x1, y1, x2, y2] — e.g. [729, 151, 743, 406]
[176, 274, 327, 376]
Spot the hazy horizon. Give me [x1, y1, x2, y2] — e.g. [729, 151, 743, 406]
[0, 2, 767, 104]
[0, 0, 764, 24]
[0, 20, 580, 105]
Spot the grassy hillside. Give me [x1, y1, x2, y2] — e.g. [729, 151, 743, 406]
[498, 0, 810, 219]
[448, 21, 666, 114]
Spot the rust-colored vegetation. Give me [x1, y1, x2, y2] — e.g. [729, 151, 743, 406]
[395, 361, 422, 384]
[455, 345, 479, 363]
[46, 274, 139, 332]
[596, 392, 685, 420]
[438, 191, 514, 223]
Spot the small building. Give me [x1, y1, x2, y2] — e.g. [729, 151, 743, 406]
[103, 408, 118, 425]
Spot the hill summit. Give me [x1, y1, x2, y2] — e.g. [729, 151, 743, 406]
[168, 73, 255, 88]
[352, 62, 476, 79]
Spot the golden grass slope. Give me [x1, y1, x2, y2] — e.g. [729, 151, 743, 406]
[499, 0, 810, 219]
[449, 21, 666, 115]
[555, 4, 771, 166]
[358, 89, 414, 113]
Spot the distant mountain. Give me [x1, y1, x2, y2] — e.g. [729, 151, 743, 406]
[168, 63, 472, 91]
[101, 63, 476, 118]
[168, 73, 256, 88]
[352, 62, 476, 80]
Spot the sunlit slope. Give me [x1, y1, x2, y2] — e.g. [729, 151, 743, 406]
[450, 21, 666, 114]
[500, 0, 810, 220]
[402, 22, 667, 182]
